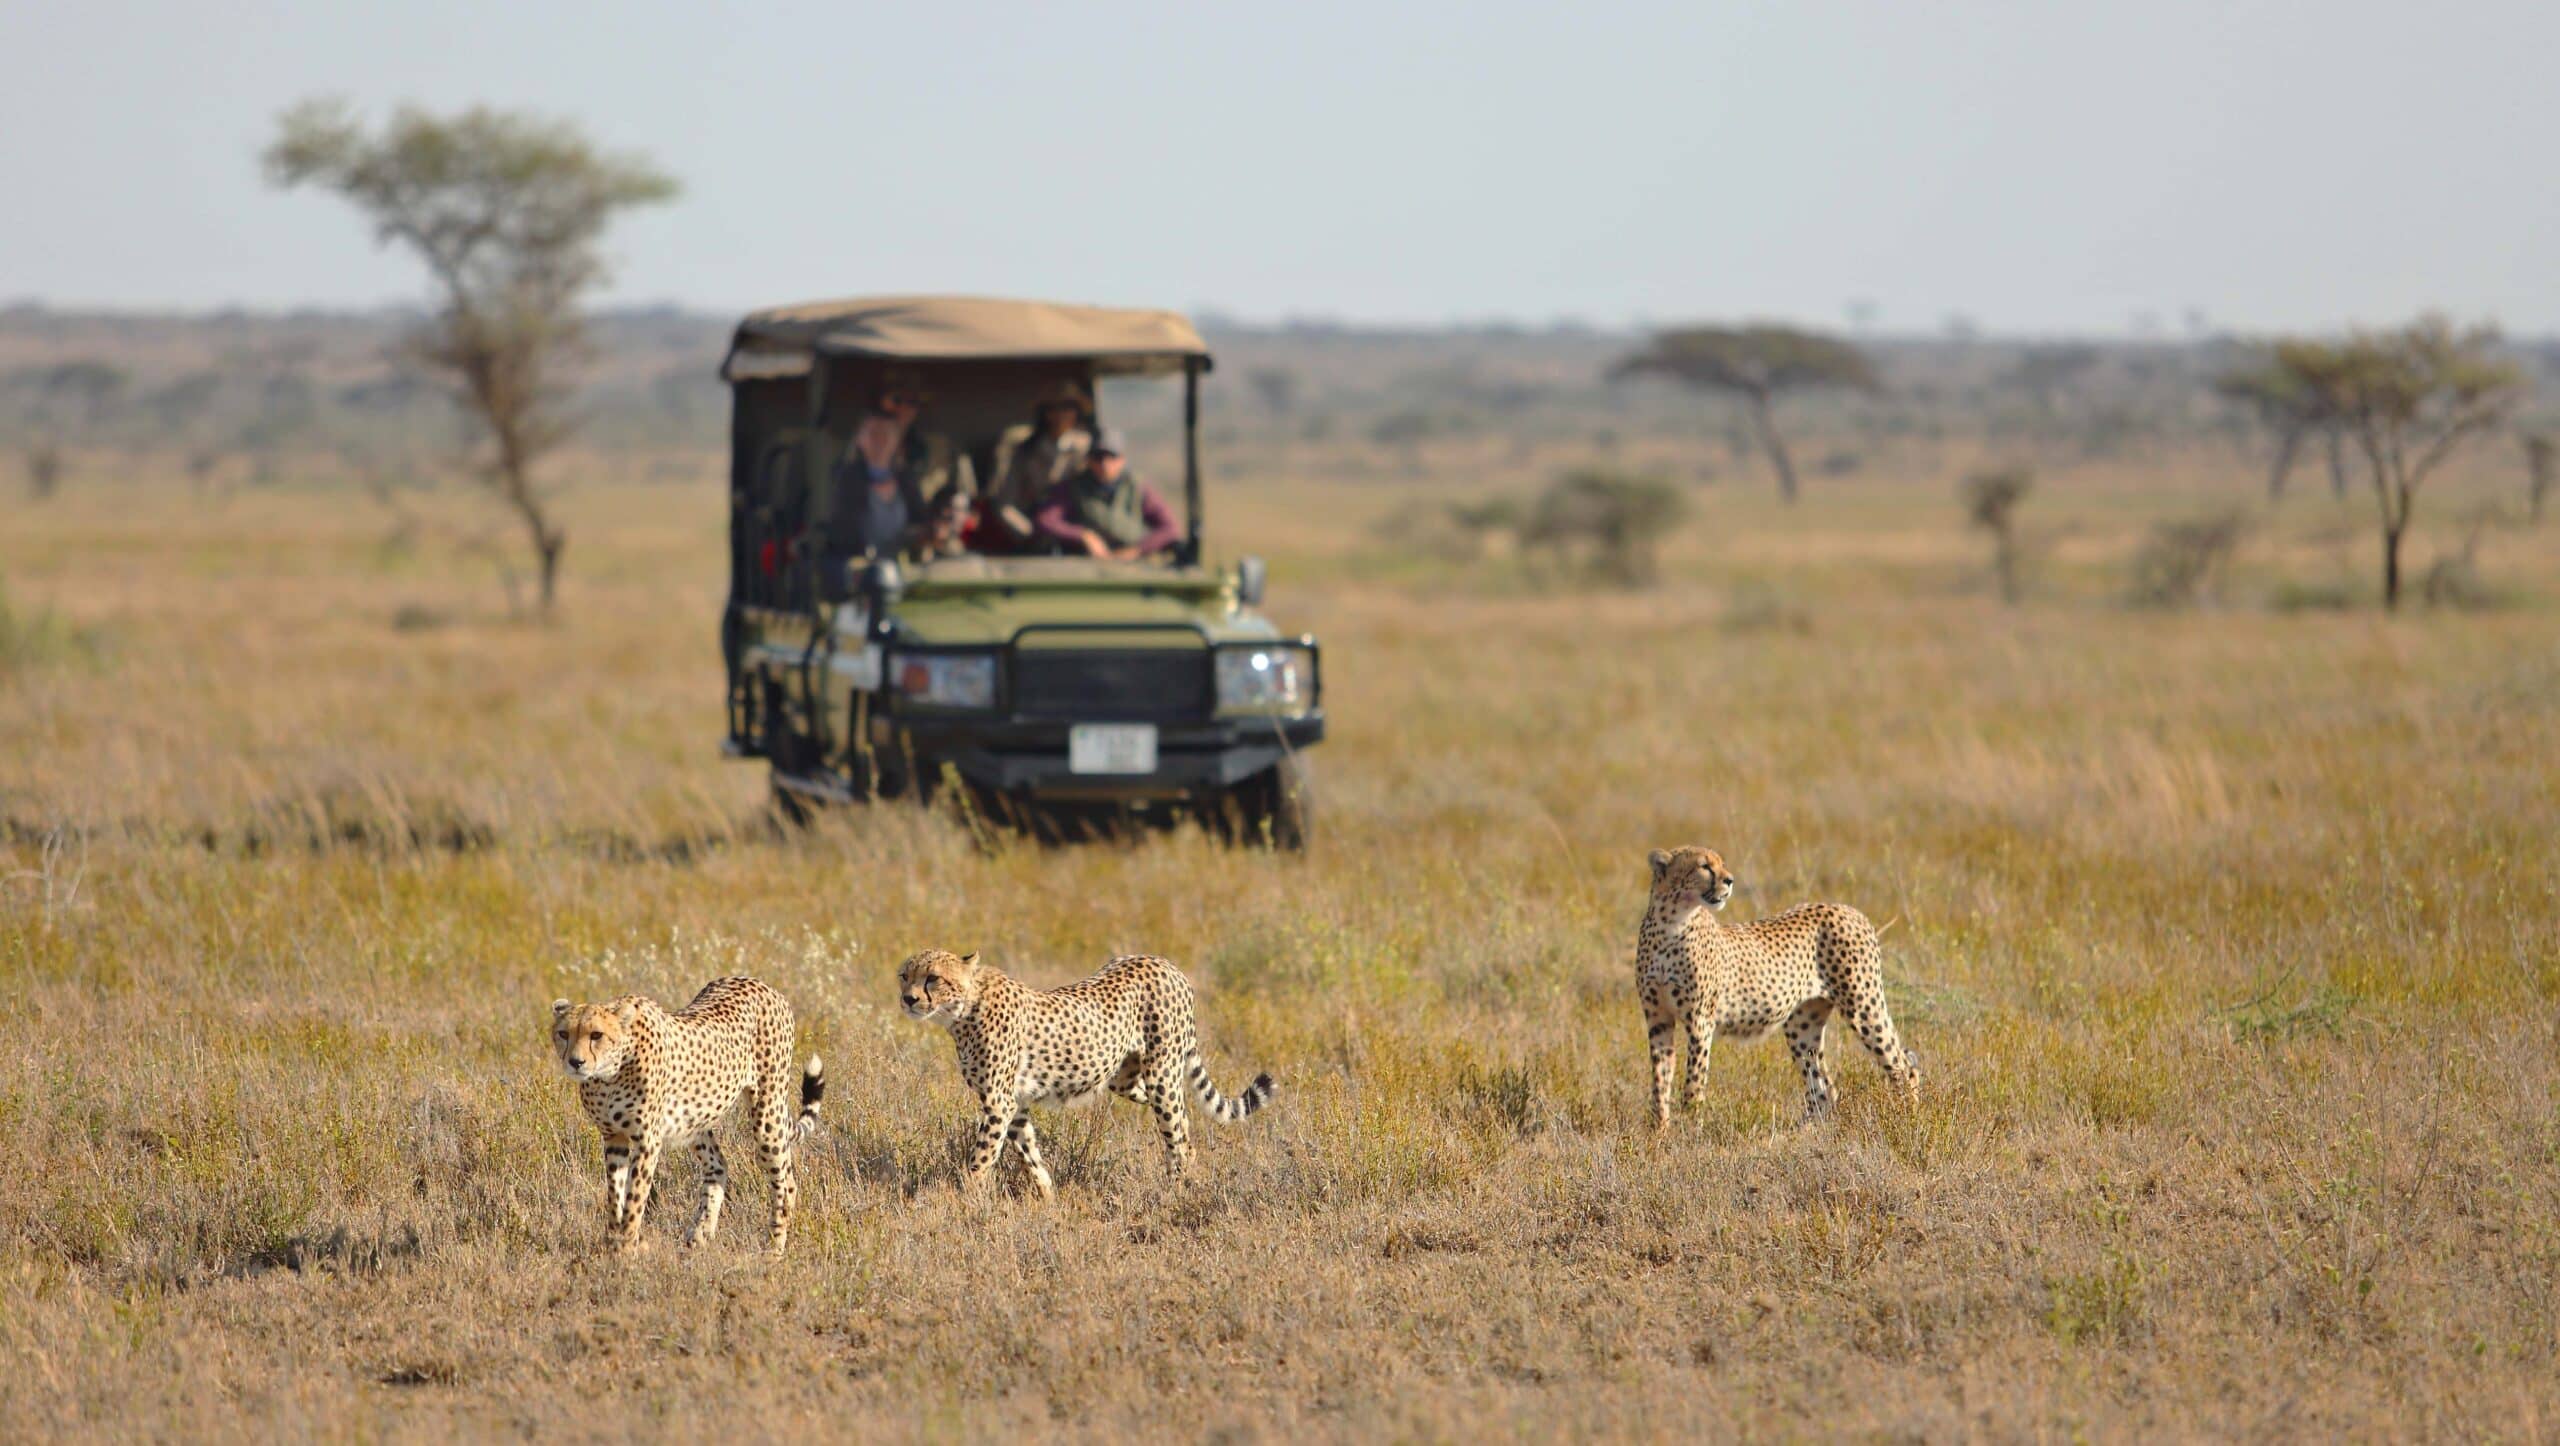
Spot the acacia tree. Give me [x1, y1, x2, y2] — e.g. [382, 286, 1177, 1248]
[1610, 325, 1876, 503]
[264, 101, 676, 615]
[2214, 354, 2334, 501]
[2264, 319, 2522, 610]
[1959, 466, 2034, 604]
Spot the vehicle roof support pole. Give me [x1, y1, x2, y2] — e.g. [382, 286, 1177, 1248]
[1183, 358, 1203, 562]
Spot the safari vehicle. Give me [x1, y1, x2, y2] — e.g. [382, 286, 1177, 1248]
[718, 296, 1323, 846]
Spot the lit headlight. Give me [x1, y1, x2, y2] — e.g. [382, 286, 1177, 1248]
[893, 653, 997, 709]
[1216, 645, 1314, 713]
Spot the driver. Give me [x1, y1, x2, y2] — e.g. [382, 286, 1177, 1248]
[1034, 427, 1180, 561]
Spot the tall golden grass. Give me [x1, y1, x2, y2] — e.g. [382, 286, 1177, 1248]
[3, 451, 2556, 1439]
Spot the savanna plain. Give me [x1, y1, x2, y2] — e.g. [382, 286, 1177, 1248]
[4, 452, 2557, 1442]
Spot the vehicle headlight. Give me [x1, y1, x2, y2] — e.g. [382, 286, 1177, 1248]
[1216, 645, 1314, 713]
[893, 652, 997, 709]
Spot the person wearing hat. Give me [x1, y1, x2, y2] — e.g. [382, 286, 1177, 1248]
[979, 382, 1094, 551]
[1035, 427, 1180, 561]
[872, 369, 973, 507]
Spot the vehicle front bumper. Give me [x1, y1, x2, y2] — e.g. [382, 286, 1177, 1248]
[885, 713, 1323, 798]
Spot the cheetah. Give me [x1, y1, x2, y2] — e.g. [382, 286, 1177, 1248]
[550, 975, 824, 1254]
[1635, 846, 1919, 1127]
[897, 949, 1274, 1196]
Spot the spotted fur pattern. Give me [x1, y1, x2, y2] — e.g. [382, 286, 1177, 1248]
[550, 975, 824, 1254]
[1635, 846, 1919, 1127]
[899, 949, 1273, 1196]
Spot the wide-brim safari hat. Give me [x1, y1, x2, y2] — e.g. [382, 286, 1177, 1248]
[1034, 379, 1094, 422]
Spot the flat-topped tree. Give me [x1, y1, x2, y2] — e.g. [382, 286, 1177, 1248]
[2263, 318, 2522, 610]
[1610, 325, 1876, 503]
[264, 101, 677, 616]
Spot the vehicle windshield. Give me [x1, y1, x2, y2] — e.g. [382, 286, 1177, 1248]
[862, 369, 1197, 567]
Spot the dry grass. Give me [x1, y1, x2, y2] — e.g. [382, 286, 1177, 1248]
[3, 453, 2558, 1441]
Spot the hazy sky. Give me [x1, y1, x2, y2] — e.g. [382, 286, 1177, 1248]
[5, 1, 2554, 333]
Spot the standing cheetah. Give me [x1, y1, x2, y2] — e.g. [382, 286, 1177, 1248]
[898, 949, 1274, 1196]
[550, 975, 824, 1254]
[1635, 846, 1919, 1127]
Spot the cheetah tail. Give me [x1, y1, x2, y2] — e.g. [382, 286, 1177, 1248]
[1185, 1049, 1275, 1123]
[796, 1055, 825, 1139]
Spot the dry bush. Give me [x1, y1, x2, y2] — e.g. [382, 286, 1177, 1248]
[2525, 431, 2554, 523]
[1519, 467, 1690, 585]
[2420, 506, 2511, 611]
[2127, 508, 2250, 609]
[1960, 465, 2035, 603]
[22, 442, 65, 500]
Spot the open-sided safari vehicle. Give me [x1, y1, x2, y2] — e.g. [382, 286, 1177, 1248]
[718, 296, 1323, 846]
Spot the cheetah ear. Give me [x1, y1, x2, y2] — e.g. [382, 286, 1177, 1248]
[958, 952, 981, 974]
[551, 998, 571, 1020]
[1647, 849, 1672, 881]
[611, 999, 640, 1026]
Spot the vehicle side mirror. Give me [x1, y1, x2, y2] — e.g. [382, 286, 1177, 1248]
[1236, 556, 1268, 608]
[867, 558, 905, 609]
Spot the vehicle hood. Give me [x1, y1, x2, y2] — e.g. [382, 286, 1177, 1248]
[877, 559, 1285, 648]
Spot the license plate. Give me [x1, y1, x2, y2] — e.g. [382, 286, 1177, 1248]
[1069, 724, 1157, 775]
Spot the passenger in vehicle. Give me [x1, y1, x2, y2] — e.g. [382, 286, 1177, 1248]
[821, 407, 926, 577]
[915, 481, 982, 559]
[876, 383, 963, 501]
[980, 382, 1093, 551]
[1035, 427, 1180, 561]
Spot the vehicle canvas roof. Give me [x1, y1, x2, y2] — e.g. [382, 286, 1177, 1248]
[722, 295, 1212, 382]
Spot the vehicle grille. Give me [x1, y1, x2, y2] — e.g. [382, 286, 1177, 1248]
[1011, 648, 1211, 722]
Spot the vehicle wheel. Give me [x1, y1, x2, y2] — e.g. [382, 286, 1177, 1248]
[765, 717, 824, 827]
[770, 769, 816, 828]
[1225, 754, 1313, 851]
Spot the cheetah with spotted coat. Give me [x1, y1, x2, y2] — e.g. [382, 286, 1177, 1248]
[898, 949, 1274, 1196]
[550, 975, 824, 1254]
[1636, 846, 1919, 1127]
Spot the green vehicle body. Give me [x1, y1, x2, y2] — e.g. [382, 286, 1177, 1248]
[716, 297, 1323, 843]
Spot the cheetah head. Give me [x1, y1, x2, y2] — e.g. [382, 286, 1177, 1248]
[899, 949, 983, 1025]
[1648, 846, 1735, 911]
[550, 998, 637, 1081]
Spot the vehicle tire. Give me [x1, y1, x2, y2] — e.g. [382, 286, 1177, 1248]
[765, 708, 824, 827]
[769, 769, 816, 828]
[1225, 754, 1313, 851]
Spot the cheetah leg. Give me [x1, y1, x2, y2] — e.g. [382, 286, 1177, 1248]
[1841, 988, 1920, 1102]
[617, 1136, 664, 1252]
[1784, 998, 1838, 1121]
[1007, 1113, 1056, 1200]
[1644, 998, 1678, 1129]
[756, 1114, 796, 1254]
[1147, 1068, 1196, 1180]
[1680, 1007, 1716, 1113]
[1105, 1053, 1148, 1106]
[964, 1095, 1016, 1193]
[602, 1133, 635, 1239]
[685, 1136, 728, 1248]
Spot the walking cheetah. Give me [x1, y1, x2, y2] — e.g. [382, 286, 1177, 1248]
[897, 949, 1274, 1196]
[550, 975, 824, 1254]
[1636, 846, 1919, 1127]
